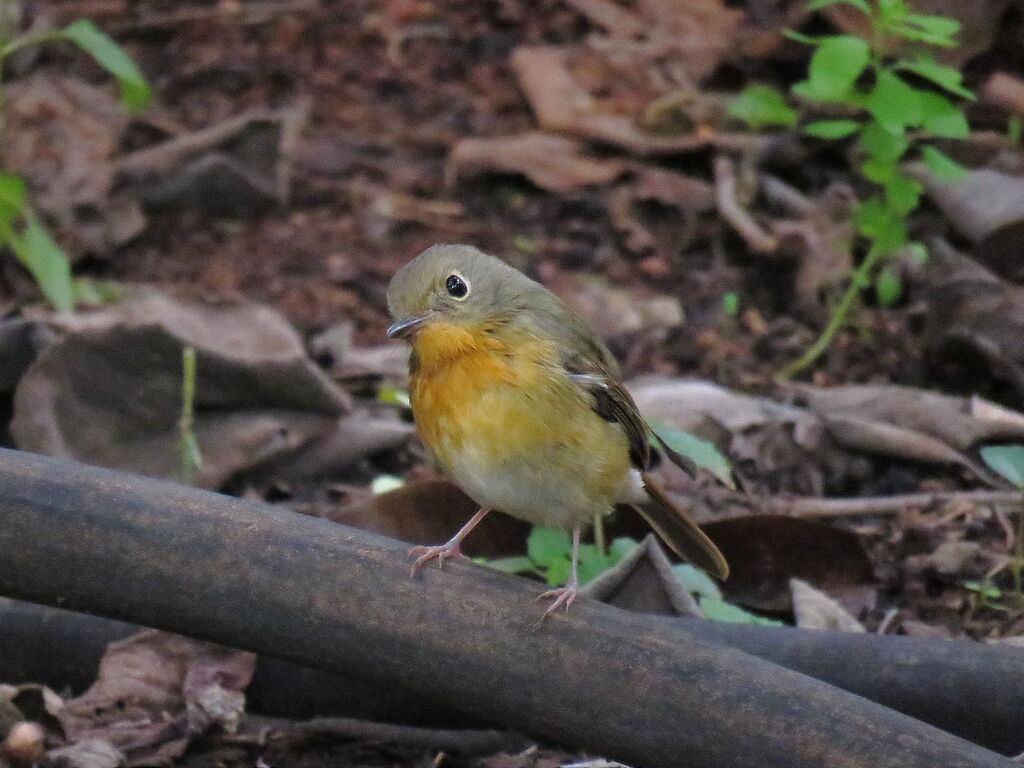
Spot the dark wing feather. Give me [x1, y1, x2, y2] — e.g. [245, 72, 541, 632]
[570, 370, 652, 469]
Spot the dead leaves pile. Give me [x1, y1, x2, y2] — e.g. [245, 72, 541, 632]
[1, 632, 254, 768]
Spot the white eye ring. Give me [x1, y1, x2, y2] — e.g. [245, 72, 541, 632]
[445, 272, 471, 300]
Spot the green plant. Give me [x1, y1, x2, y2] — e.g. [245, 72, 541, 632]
[482, 528, 781, 624]
[177, 346, 203, 484]
[674, 563, 783, 625]
[729, 0, 973, 377]
[973, 445, 1024, 609]
[483, 527, 638, 586]
[0, 19, 150, 312]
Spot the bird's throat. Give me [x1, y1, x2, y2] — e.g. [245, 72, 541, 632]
[411, 321, 505, 371]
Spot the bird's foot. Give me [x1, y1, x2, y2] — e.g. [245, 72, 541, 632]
[409, 540, 468, 576]
[537, 583, 580, 622]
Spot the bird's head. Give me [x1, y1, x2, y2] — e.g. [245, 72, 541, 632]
[386, 244, 538, 338]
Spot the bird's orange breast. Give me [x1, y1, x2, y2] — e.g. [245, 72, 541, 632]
[409, 321, 548, 468]
[408, 320, 633, 521]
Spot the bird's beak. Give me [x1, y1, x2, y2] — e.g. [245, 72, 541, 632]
[386, 313, 433, 338]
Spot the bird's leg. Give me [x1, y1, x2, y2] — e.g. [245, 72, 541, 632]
[409, 507, 491, 576]
[538, 526, 581, 620]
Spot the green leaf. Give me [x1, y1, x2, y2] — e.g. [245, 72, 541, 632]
[917, 92, 969, 138]
[903, 13, 961, 39]
[61, 20, 150, 112]
[905, 241, 929, 266]
[377, 384, 411, 408]
[527, 527, 572, 567]
[15, 213, 74, 313]
[860, 156, 896, 184]
[888, 21, 958, 47]
[721, 291, 739, 316]
[1009, 116, 1022, 144]
[727, 85, 798, 130]
[673, 563, 722, 600]
[807, 0, 870, 12]
[884, 172, 923, 215]
[783, 30, 825, 46]
[897, 57, 973, 99]
[179, 433, 204, 475]
[803, 119, 862, 138]
[799, 35, 870, 102]
[577, 544, 612, 584]
[979, 444, 1024, 488]
[483, 556, 538, 574]
[651, 425, 734, 489]
[699, 597, 784, 625]
[875, 265, 902, 306]
[855, 196, 906, 253]
[864, 71, 923, 133]
[0, 173, 26, 227]
[545, 555, 571, 586]
[609, 537, 640, 563]
[876, 0, 908, 19]
[963, 580, 1003, 600]
[921, 145, 966, 181]
[859, 121, 909, 162]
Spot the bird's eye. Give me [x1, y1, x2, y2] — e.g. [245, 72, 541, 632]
[445, 273, 469, 300]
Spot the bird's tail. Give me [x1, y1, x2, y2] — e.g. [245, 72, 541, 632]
[632, 472, 729, 580]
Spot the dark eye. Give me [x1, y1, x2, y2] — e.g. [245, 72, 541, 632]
[445, 274, 469, 299]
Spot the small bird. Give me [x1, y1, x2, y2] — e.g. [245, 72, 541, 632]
[386, 244, 728, 619]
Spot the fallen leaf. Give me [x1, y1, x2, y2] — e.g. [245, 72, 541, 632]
[448, 133, 627, 193]
[790, 578, 866, 633]
[44, 740, 124, 768]
[0, 73, 143, 258]
[330, 479, 529, 557]
[11, 291, 351, 488]
[58, 631, 255, 766]
[583, 534, 702, 616]
[702, 516, 875, 614]
[116, 106, 308, 216]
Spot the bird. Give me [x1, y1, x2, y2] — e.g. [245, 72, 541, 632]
[386, 244, 728, 619]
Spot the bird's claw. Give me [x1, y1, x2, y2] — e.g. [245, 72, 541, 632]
[409, 541, 467, 576]
[537, 584, 580, 623]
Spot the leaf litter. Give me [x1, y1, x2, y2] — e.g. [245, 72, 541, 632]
[4, 0, 1024, 764]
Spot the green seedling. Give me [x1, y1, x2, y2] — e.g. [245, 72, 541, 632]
[729, 1, 973, 377]
[0, 19, 150, 312]
[178, 346, 203, 485]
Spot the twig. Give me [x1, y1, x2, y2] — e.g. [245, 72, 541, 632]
[774, 490, 1024, 518]
[713, 155, 777, 253]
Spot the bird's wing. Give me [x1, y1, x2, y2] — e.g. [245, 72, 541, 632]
[544, 311, 653, 469]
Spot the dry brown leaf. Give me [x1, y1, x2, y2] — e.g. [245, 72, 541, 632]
[0, 73, 143, 258]
[921, 239, 1024, 398]
[907, 162, 1024, 282]
[544, 271, 684, 339]
[825, 0, 1013, 66]
[509, 47, 766, 157]
[332, 479, 529, 556]
[448, 133, 627, 193]
[44, 740, 124, 768]
[58, 631, 255, 766]
[789, 578, 867, 633]
[11, 291, 351, 488]
[793, 383, 1024, 454]
[583, 534, 703, 617]
[703, 516, 875, 614]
